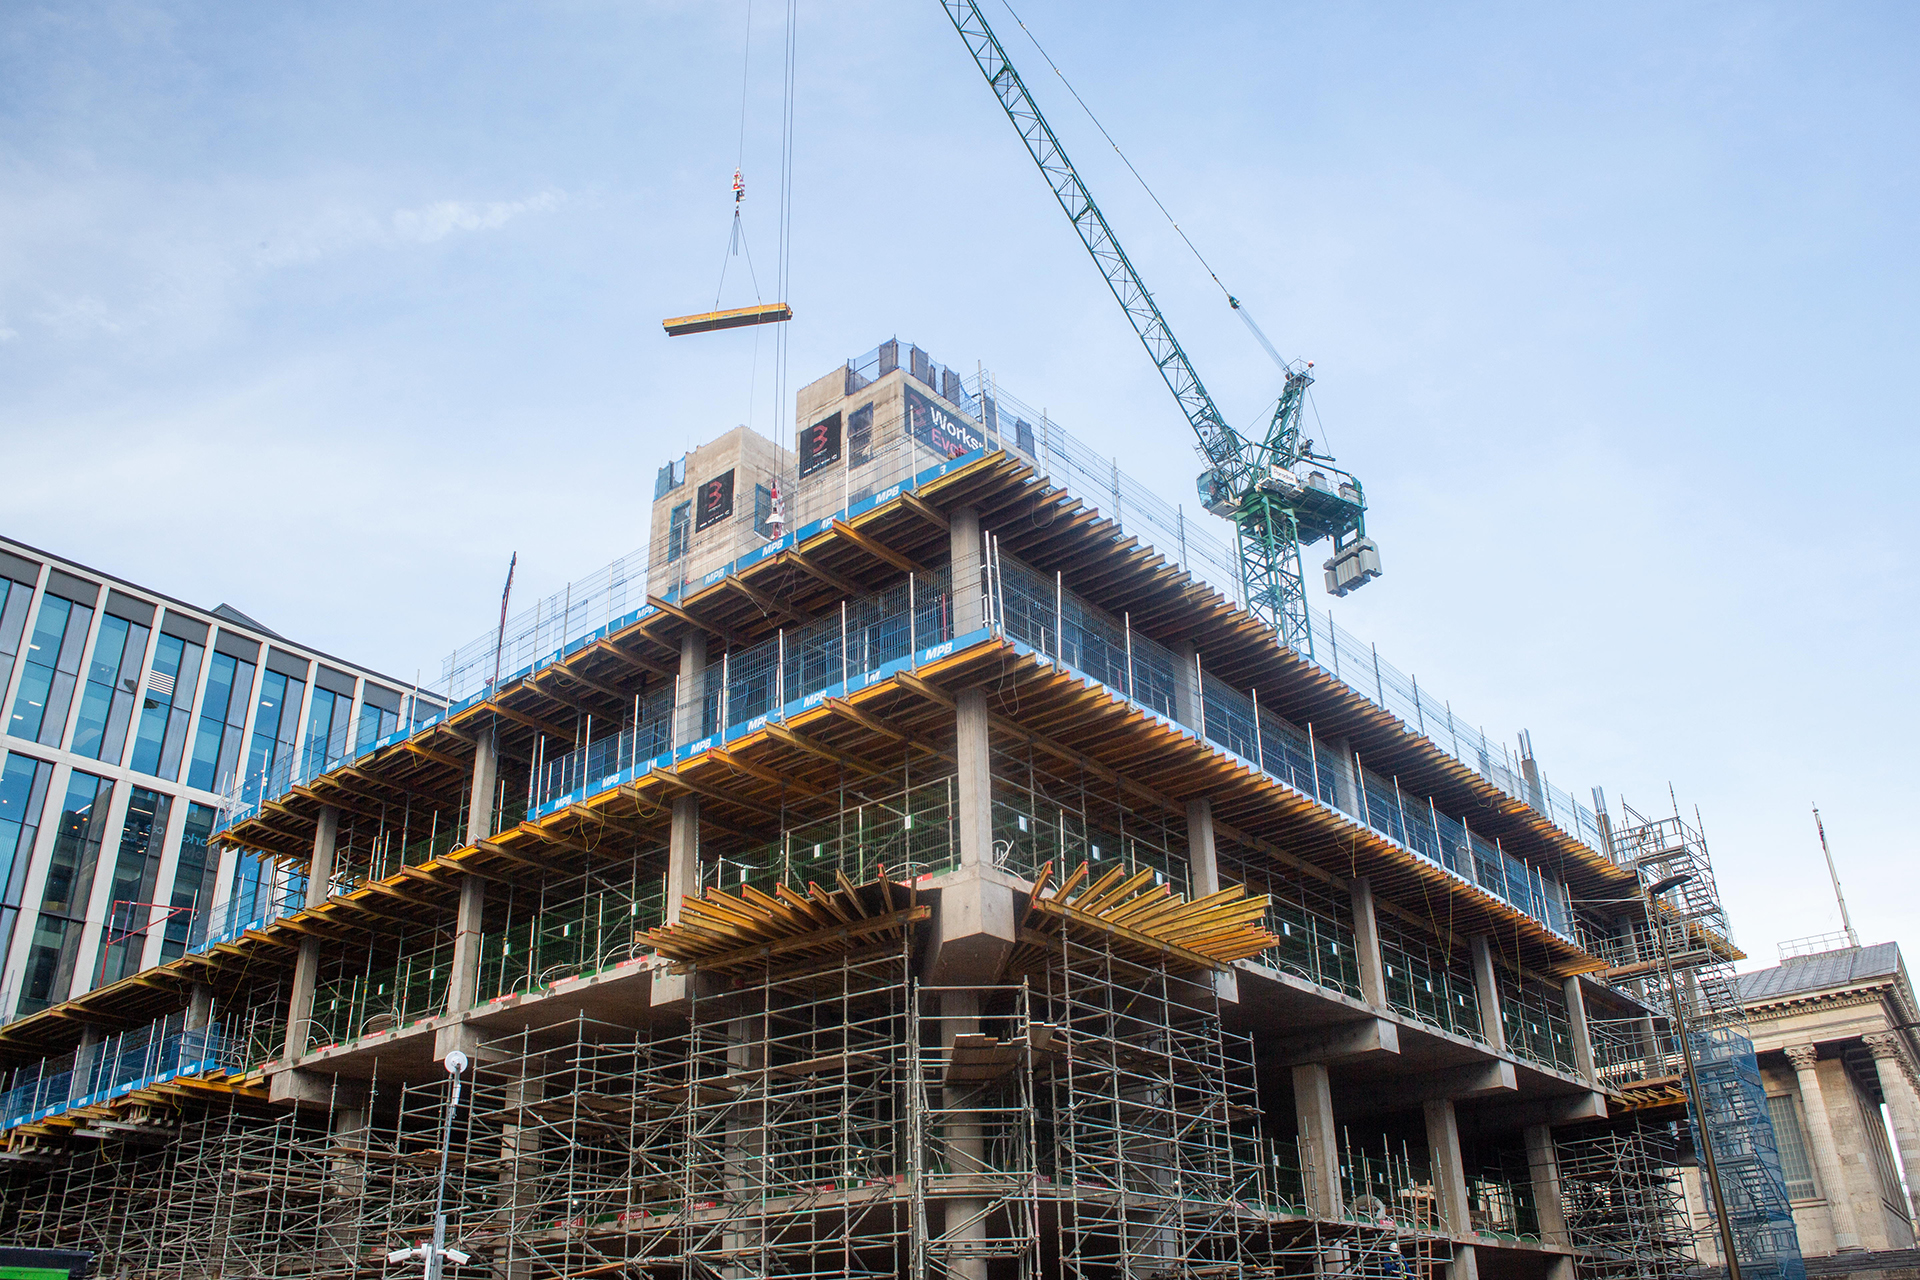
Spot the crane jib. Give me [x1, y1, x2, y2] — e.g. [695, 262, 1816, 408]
[940, 0, 1380, 652]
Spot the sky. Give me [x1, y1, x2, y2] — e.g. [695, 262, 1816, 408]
[2, 1, 1915, 969]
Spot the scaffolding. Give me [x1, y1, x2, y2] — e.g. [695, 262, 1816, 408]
[1556, 1124, 1695, 1280]
[1558, 800, 1807, 1280]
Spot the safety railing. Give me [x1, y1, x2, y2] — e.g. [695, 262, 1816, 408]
[711, 776, 961, 892]
[990, 548, 1581, 946]
[0, 1013, 242, 1129]
[1377, 911, 1486, 1043]
[1500, 972, 1578, 1074]
[305, 940, 453, 1052]
[1589, 1016, 1682, 1091]
[528, 567, 959, 819]
[474, 869, 667, 1007]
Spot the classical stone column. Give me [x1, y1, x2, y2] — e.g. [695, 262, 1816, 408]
[1786, 1043, 1863, 1251]
[1864, 1031, 1920, 1221]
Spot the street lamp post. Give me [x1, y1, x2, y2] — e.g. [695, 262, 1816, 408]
[389, 1050, 472, 1279]
[1645, 872, 1743, 1280]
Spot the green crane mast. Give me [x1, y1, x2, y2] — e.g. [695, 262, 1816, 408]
[939, 0, 1382, 654]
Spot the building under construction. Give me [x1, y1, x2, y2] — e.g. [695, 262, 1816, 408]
[0, 344, 1806, 1280]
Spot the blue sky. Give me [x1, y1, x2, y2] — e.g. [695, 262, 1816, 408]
[2, 1, 1914, 965]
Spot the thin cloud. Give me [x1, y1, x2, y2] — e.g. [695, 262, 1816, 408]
[391, 191, 566, 244]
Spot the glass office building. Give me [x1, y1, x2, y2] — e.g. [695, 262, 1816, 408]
[0, 536, 440, 1020]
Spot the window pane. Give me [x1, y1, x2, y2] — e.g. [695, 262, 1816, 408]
[8, 594, 95, 745]
[95, 786, 172, 987]
[17, 770, 114, 1014]
[130, 634, 206, 781]
[161, 803, 220, 961]
[1767, 1093, 1818, 1199]
[0, 752, 54, 968]
[71, 614, 151, 764]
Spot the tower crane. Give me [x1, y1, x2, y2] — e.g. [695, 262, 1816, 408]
[939, 2, 1382, 654]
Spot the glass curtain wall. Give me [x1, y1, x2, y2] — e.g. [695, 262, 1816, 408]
[130, 631, 206, 781]
[0, 573, 35, 699]
[159, 803, 219, 961]
[7, 592, 95, 746]
[95, 787, 172, 988]
[186, 650, 256, 792]
[302, 685, 353, 778]
[18, 771, 115, 1015]
[242, 669, 305, 800]
[0, 753, 53, 981]
[71, 612, 152, 765]
[355, 690, 400, 754]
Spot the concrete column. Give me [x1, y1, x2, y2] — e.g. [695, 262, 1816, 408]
[1524, 1124, 1570, 1250]
[673, 629, 708, 750]
[666, 796, 701, 925]
[951, 506, 984, 634]
[1172, 640, 1200, 732]
[1293, 1062, 1342, 1218]
[69, 1027, 103, 1102]
[323, 1103, 369, 1264]
[444, 874, 486, 1015]
[1635, 1012, 1663, 1078]
[445, 739, 495, 1018]
[1786, 1043, 1864, 1251]
[284, 805, 340, 1061]
[956, 688, 991, 869]
[467, 730, 499, 845]
[1469, 936, 1507, 1054]
[1424, 1098, 1474, 1251]
[307, 806, 341, 908]
[1349, 877, 1387, 1009]
[498, 1067, 543, 1280]
[941, 989, 988, 1280]
[185, 982, 214, 1031]
[666, 631, 709, 927]
[725, 1012, 767, 1279]
[1864, 1032, 1920, 1221]
[1185, 797, 1221, 897]
[1562, 976, 1598, 1084]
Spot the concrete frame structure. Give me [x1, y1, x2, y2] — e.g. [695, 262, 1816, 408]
[0, 348, 1789, 1280]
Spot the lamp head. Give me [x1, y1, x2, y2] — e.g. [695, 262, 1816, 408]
[444, 1049, 469, 1075]
[1646, 872, 1693, 898]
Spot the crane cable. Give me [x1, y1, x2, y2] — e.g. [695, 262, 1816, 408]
[714, 0, 765, 310]
[998, 1, 1293, 373]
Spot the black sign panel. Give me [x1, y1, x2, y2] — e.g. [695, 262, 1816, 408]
[694, 469, 736, 532]
[798, 412, 842, 478]
[905, 387, 983, 460]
